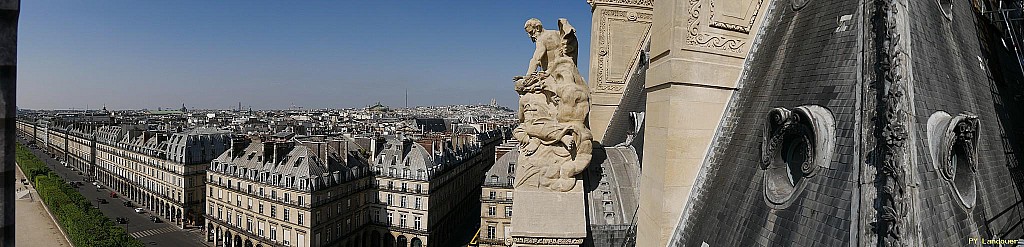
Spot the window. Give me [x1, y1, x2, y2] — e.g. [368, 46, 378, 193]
[387, 194, 393, 205]
[227, 211, 232, 224]
[259, 187, 264, 197]
[217, 207, 223, 220]
[416, 184, 421, 193]
[272, 190, 277, 200]
[400, 214, 407, 226]
[506, 191, 513, 200]
[236, 215, 241, 227]
[415, 198, 422, 209]
[401, 196, 407, 208]
[284, 208, 290, 221]
[506, 206, 513, 217]
[491, 176, 498, 184]
[414, 216, 421, 229]
[271, 226, 277, 241]
[487, 225, 496, 239]
[298, 213, 304, 225]
[401, 182, 407, 191]
[285, 193, 290, 203]
[246, 217, 252, 232]
[284, 229, 291, 246]
[259, 222, 265, 237]
[387, 212, 393, 224]
[271, 205, 277, 217]
[298, 196, 304, 206]
[259, 203, 264, 214]
[236, 195, 241, 207]
[488, 205, 496, 216]
[489, 191, 496, 200]
[248, 198, 253, 210]
[388, 181, 394, 190]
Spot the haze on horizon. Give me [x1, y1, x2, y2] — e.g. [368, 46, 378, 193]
[18, 1, 592, 110]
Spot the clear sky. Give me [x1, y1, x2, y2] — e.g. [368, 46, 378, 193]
[18, 1, 593, 110]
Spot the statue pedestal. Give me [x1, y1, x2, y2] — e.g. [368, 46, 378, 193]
[509, 180, 587, 247]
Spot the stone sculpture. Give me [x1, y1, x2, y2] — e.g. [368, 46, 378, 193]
[513, 18, 592, 192]
[524, 18, 579, 75]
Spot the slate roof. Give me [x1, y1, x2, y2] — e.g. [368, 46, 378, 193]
[210, 137, 369, 192]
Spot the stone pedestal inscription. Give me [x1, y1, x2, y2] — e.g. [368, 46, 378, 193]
[510, 18, 591, 246]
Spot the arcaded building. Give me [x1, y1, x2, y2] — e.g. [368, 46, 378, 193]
[93, 125, 231, 227]
[205, 132, 374, 247]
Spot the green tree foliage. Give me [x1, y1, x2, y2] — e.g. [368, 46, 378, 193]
[16, 143, 145, 247]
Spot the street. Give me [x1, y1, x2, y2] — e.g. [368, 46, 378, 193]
[19, 137, 210, 247]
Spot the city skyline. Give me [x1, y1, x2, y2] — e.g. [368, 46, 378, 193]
[18, 1, 593, 110]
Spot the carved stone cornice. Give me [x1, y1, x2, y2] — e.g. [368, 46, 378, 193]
[685, 0, 762, 53]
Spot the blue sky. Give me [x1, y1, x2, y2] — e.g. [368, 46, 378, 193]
[18, 1, 593, 110]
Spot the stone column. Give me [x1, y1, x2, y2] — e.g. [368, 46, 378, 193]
[636, 0, 768, 246]
[0, 1, 16, 246]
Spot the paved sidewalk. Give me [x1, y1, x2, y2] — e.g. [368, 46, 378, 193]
[14, 163, 72, 247]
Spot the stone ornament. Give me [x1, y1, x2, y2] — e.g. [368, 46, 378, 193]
[514, 18, 593, 192]
[761, 105, 836, 206]
[926, 111, 980, 209]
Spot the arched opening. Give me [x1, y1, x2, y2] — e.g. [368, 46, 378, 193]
[233, 235, 242, 247]
[224, 231, 233, 247]
[371, 231, 381, 247]
[384, 234, 395, 247]
[397, 235, 407, 247]
[207, 223, 215, 242]
[411, 237, 422, 247]
[244, 239, 253, 247]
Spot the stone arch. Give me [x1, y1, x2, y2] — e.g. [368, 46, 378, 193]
[396, 235, 407, 247]
[233, 234, 242, 247]
[384, 234, 395, 247]
[411, 237, 422, 247]
[224, 231, 233, 247]
[244, 239, 253, 247]
[207, 223, 215, 241]
[371, 231, 382, 247]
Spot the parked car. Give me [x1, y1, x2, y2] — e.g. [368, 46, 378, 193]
[123, 201, 133, 207]
[96, 198, 108, 204]
[149, 216, 161, 223]
[134, 208, 144, 213]
[109, 192, 118, 198]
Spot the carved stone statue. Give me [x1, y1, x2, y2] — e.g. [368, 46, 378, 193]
[524, 18, 579, 75]
[510, 18, 590, 247]
[514, 18, 591, 193]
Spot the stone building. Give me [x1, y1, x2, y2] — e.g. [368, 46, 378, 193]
[93, 125, 231, 227]
[574, 0, 1024, 245]
[205, 132, 374, 247]
[16, 120, 235, 228]
[475, 140, 517, 246]
[368, 130, 502, 247]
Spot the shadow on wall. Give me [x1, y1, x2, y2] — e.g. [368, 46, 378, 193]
[978, 11, 1024, 240]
